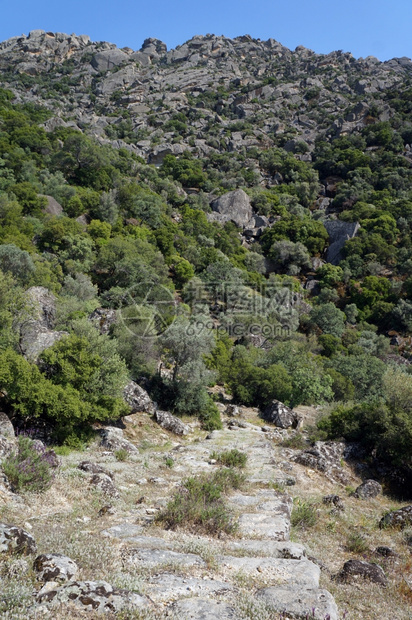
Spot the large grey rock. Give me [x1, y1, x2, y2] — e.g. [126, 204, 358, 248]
[292, 441, 350, 484]
[154, 409, 190, 436]
[324, 219, 360, 265]
[37, 579, 151, 612]
[20, 286, 67, 360]
[257, 586, 338, 620]
[123, 380, 154, 413]
[262, 400, 301, 429]
[34, 553, 78, 583]
[42, 195, 63, 216]
[380, 504, 412, 529]
[354, 479, 382, 499]
[101, 523, 144, 542]
[0, 523, 37, 555]
[337, 559, 387, 586]
[91, 49, 129, 72]
[90, 473, 120, 498]
[99, 426, 138, 453]
[210, 189, 253, 228]
[0, 412, 15, 439]
[170, 598, 237, 619]
[0, 436, 15, 460]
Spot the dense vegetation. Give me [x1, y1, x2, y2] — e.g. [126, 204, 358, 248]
[0, 31, 412, 483]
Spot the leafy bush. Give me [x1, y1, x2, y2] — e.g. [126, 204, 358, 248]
[2, 436, 57, 492]
[156, 468, 245, 535]
[210, 449, 247, 468]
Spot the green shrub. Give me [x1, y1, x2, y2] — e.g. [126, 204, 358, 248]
[280, 433, 308, 450]
[291, 500, 317, 529]
[156, 468, 245, 535]
[346, 531, 369, 554]
[2, 436, 57, 493]
[114, 448, 129, 462]
[210, 449, 247, 468]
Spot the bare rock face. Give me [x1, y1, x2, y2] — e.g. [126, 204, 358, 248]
[379, 504, 412, 529]
[291, 441, 350, 485]
[353, 479, 382, 499]
[225, 404, 240, 417]
[324, 219, 360, 265]
[123, 381, 154, 413]
[99, 426, 138, 453]
[210, 189, 253, 228]
[91, 49, 129, 72]
[0, 412, 15, 439]
[20, 286, 67, 361]
[154, 410, 190, 436]
[41, 195, 63, 216]
[34, 553, 78, 583]
[36, 579, 152, 613]
[0, 523, 37, 555]
[0, 436, 15, 460]
[262, 400, 301, 429]
[336, 559, 387, 586]
[89, 307, 117, 334]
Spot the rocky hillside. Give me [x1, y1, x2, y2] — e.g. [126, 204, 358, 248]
[1, 29, 412, 619]
[1, 29, 412, 164]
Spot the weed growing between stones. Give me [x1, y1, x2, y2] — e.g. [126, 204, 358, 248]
[291, 499, 318, 529]
[210, 448, 248, 468]
[115, 448, 129, 462]
[280, 433, 308, 450]
[345, 531, 369, 554]
[2, 436, 57, 492]
[156, 468, 246, 535]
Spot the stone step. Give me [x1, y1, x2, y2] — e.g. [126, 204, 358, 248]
[256, 586, 338, 620]
[124, 548, 206, 568]
[218, 556, 320, 588]
[226, 539, 305, 560]
[144, 573, 234, 603]
[237, 512, 290, 541]
[168, 597, 237, 619]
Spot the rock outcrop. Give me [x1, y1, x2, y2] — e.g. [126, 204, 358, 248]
[34, 553, 79, 583]
[209, 189, 253, 228]
[0, 523, 37, 555]
[20, 286, 67, 361]
[262, 400, 301, 429]
[123, 380, 154, 414]
[154, 409, 190, 435]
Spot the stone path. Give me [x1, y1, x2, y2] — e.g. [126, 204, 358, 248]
[102, 426, 339, 619]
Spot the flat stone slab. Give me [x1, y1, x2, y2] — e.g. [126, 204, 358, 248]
[125, 548, 205, 568]
[229, 491, 292, 518]
[237, 513, 290, 541]
[145, 573, 234, 603]
[170, 597, 237, 619]
[218, 557, 320, 588]
[101, 523, 144, 542]
[227, 540, 305, 560]
[256, 586, 338, 620]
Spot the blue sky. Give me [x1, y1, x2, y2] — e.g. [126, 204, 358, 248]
[1, 0, 411, 61]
